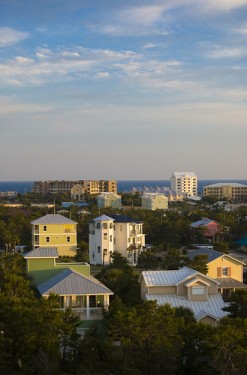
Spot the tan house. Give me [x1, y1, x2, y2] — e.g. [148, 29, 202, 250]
[139, 267, 227, 326]
[71, 184, 85, 201]
[203, 183, 247, 202]
[188, 248, 247, 299]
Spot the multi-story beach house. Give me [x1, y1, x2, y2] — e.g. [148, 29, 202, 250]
[97, 192, 122, 209]
[141, 193, 168, 210]
[31, 214, 77, 257]
[89, 214, 146, 266]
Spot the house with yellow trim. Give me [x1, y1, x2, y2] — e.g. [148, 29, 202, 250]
[188, 248, 247, 299]
[31, 214, 77, 257]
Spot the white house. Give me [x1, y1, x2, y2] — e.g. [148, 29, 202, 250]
[89, 214, 146, 266]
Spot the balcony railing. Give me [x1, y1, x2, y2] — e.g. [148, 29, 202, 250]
[59, 307, 103, 320]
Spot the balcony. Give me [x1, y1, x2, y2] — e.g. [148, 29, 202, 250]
[59, 307, 103, 320]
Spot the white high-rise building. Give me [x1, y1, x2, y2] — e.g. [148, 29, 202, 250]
[170, 172, 197, 197]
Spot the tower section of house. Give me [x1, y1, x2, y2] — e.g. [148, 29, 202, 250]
[170, 172, 197, 197]
[141, 193, 168, 210]
[89, 215, 115, 266]
[89, 214, 146, 266]
[203, 183, 247, 202]
[31, 214, 77, 257]
[97, 192, 122, 209]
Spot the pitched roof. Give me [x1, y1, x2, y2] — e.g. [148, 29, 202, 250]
[92, 214, 142, 224]
[215, 278, 247, 289]
[24, 247, 58, 258]
[190, 218, 217, 228]
[140, 267, 218, 286]
[187, 248, 223, 262]
[146, 294, 227, 321]
[93, 215, 114, 222]
[31, 214, 77, 225]
[37, 269, 113, 296]
[109, 214, 142, 223]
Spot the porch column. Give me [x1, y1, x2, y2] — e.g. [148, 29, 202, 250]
[104, 295, 109, 309]
[86, 295, 90, 319]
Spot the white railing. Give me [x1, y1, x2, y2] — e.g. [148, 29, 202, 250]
[60, 307, 103, 320]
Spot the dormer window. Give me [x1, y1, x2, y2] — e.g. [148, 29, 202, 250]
[192, 286, 205, 295]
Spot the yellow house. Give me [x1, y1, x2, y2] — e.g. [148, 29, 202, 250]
[188, 248, 247, 299]
[31, 214, 77, 257]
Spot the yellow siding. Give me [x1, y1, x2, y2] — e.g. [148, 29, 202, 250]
[208, 256, 243, 282]
[32, 223, 77, 256]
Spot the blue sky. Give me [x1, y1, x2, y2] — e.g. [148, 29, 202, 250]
[0, 0, 247, 180]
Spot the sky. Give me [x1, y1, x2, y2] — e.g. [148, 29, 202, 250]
[0, 0, 247, 181]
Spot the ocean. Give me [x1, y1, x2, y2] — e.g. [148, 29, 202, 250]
[0, 180, 247, 194]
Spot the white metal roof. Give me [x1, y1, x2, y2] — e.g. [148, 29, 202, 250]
[24, 247, 58, 258]
[141, 267, 219, 287]
[146, 294, 227, 321]
[93, 215, 114, 222]
[37, 269, 113, 296]
[31, 214, 77, 225]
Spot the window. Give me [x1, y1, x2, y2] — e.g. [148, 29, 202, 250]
[43, 226, 47, 231]
[103, 223, 108, 229]
[192, 286, 205, 295]
[97, 246, 100, 253]
[46, 237, 50, 243]
[110, 235, 112, 242]
[67, 237, 71, 242]
[120, 225, 123, 231]
[96, 223, 100, 229]
[222, 267, 228, 276]
[103, 233, 107, 240]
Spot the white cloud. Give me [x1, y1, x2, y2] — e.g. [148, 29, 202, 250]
[96, 72, 110, 78]
[0, 27, 29, 46]
[202, 0, 247, 12]
[207, 47, 246, 58]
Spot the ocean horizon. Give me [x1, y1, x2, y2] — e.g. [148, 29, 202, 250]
[0, 179, 247, 195]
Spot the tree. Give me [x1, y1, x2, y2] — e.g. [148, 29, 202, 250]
[223, 289, 247, 318]
[187, 254, 209, 274]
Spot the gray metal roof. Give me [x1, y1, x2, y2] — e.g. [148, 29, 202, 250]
[190, 218, 216, 228]
[93, 215, 114, 222]
[31, 214, 77, 225]
[37, 269, 113, 296]
[146, 294, 227, 321]
[141, 267, 204, 286]
[24, 247, 58, 258]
